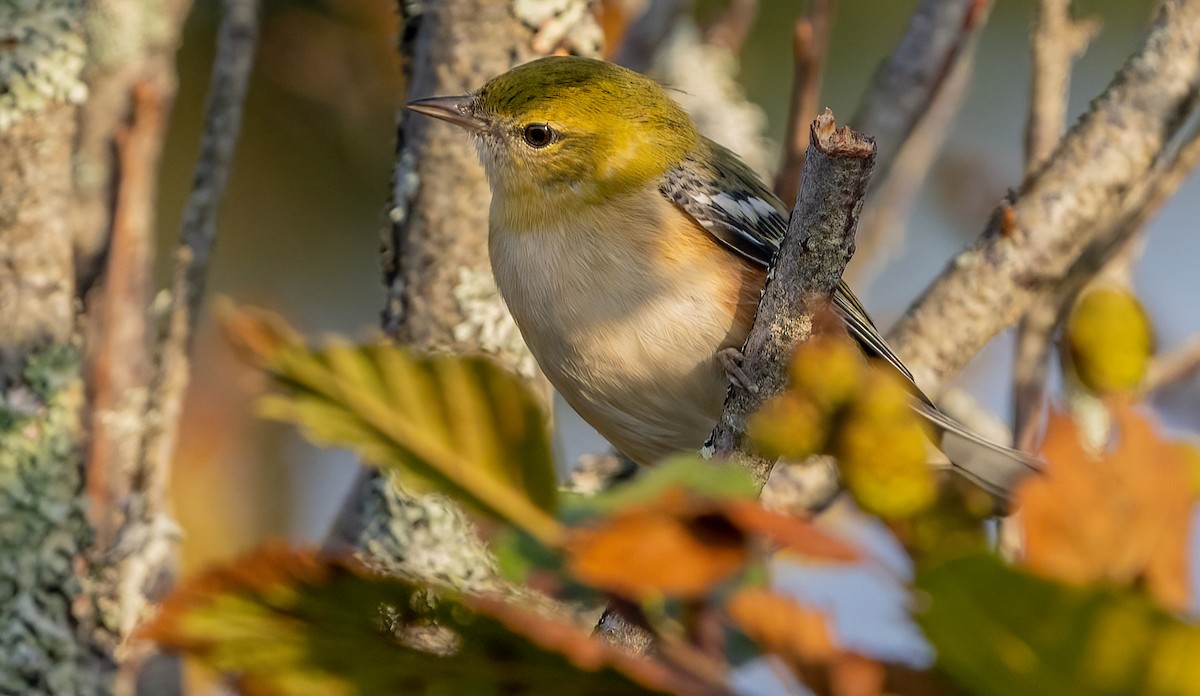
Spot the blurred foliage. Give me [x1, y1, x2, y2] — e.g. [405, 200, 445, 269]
[918, 554, 1200, 696]
[142, 545, 678, 696]
[748, 332, 935, 519]
[151, 296, 1200, 695]
[220, 305, 562, 545]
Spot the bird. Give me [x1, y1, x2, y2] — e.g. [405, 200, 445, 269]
[407, 55, 1037, 498]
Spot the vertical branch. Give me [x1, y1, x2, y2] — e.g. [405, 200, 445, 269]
[709, 111, 876, 485]
[97, 0, 260, 686]
[1024, 0, 1101, 171]
[774, 0, 836, 206]
[0, 2, 94, 690]
[173, 0, 260, 331]
[1012, 0, 1099, 450]
[344, 0, 600, 586]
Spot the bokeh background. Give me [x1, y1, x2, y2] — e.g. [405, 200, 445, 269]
[160, 0, 1196, 592]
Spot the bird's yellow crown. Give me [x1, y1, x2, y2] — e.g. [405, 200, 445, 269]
[468, 56, 699, 204]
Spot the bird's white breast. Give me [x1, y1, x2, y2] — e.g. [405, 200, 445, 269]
[488, 188, 746, 465]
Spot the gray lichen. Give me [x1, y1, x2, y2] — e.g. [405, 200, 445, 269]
[353, 473, 503, 595]
[0, 0, 89, 130]
[0, 346, 107, 695]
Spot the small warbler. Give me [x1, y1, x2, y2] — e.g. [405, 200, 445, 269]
[408, 56, 1036, 497]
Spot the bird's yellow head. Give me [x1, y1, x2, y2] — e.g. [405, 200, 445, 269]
[407, 57, 698, 206]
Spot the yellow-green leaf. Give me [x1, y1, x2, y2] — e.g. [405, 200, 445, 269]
[222, 306, 562, 546]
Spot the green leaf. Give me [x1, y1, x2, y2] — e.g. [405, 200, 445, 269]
[916, 554, 1200, 696]
[561, 455, 758, 524]
[143, 546, 700, 696]
[223, 307, 562, 546]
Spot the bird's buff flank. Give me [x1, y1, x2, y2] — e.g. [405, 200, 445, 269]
[407, 56, 1037, 496]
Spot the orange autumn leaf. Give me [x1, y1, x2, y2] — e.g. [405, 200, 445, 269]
[720, 500, 858, 562]
[1016, 403, 1192, 611]
[568, 488, 858, 600]
[828, 652, 886, 696]
[726, 587, 837, 667]
[568, 489, 748, 599]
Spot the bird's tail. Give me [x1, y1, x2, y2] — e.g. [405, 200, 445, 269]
[912, 401, 1041, 500]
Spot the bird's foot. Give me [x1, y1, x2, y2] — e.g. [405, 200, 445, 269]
[717, 347, 758, 393]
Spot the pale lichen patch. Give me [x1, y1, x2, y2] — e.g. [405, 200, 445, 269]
[451, 266, 538, 379]
[0, 0, 88, 130]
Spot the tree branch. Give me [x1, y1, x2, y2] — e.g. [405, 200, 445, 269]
[101, 0, 259, 687]
[0, 2, 96, 691]
[1012, 0, 1099, 451]
[708, 111, 876, 486]
[887, 0, 1200, 397]
[850, 0, 991, 189]
[343, 0, 600, 589]
[774, 0, 836, 206]
[1024, 0, 1101, 172]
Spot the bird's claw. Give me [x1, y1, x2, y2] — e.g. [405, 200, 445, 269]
[717, 347, 758, 393]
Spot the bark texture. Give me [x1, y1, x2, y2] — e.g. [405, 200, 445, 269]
[339, 0, 600, 588]
[0, 2, 99, 692]
[709, 111, 876, 485]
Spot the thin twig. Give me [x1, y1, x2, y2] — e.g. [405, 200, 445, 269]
[706, 0, 759, 54]
[1024, 0, 1101, 171]
[1012, 0, 1099, 450]
[843, 35, 975, 286]
[773, 0, 836, 206]
[139, 0, 259, 509]
[850, 0, 991, 189]
[140, 0, 259, 476]
[709, 110, 876, 485]
[1146, 337, 1200, 392]
[887, 0, 1200, 397]
[174, 0, 260, 334]
[86, 81, 161, 548]
[611, 0, 690, 73]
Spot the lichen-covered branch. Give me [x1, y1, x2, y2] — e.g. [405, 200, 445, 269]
[708, 111, 876, 485]
[344, 0, 600, 587]
[0, 2, 98, 691]
[888, 0, 1200, 396]
[90, 0, 260, 687]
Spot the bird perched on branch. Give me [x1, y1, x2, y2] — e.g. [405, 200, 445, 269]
[408, 56, 1036, 498]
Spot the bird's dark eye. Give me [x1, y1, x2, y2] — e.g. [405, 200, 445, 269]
[523, 123, 555, 148]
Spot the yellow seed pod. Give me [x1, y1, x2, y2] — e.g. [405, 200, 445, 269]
[1066, 286, 1154, 395]
[835, 371, 936, 518]
[845, 363, 912, 421]
[788, 335, 866, 412]
[747, 393, 827, 461]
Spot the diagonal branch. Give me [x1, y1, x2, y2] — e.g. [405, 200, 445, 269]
[887, 0, 1200, 397]
[850, 0, 991, 189]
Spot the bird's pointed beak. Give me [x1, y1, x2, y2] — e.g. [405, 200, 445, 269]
[406, 95, 484, 132]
